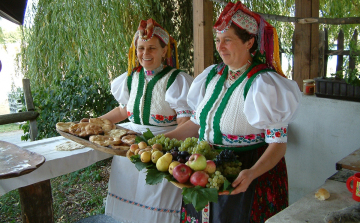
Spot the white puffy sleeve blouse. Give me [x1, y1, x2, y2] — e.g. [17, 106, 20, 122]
[111, 71, 194, 118]
[187, 65, 302, 143]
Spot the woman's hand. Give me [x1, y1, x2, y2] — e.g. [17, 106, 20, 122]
[218, 169, 256, 195]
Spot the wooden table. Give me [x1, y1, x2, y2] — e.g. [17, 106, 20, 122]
[336, 147, 360, 172]
[0, 136, 113, 222]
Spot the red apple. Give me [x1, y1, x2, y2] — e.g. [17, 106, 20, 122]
[190, 171, 209, 187]
[188, 154, 207, 171]
[173, 164, 192, 183]
[203, 160, 216, 174]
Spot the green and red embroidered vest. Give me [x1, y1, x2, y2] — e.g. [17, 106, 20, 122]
[126, 66, 181, 126]
[196, 62, 274, 149]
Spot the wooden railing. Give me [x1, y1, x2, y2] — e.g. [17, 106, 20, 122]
[0, 79, 39, 141]
[321, 29, 359, 77]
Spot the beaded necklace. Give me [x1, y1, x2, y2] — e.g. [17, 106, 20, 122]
[144, 64, 164, 76]
[227, 60, 251, 86]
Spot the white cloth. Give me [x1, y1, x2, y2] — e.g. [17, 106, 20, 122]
[0, 137, 112, 196]
[105, 123, 182, 223]
[188, 64, 301, 144]
[111, 71, 193, 117]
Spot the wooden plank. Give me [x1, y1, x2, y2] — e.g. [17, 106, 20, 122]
[294, 0, 312, 90]
[0, 111, 39, 125]
[0, 141, 45, 179]
[336, 148, 360, 172]
[22, 79, 38, 141]
[318, 30, 325, 77]
[336, 30, 344, 73]
[349, 29, 358, 70]
[18, 180, 54, 223]
[310, 0, 319, 79]
[324, 28, 328, 76]
[193, 0, 213, 77]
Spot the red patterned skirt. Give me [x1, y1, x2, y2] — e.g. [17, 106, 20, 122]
[181, 145, 288, 223]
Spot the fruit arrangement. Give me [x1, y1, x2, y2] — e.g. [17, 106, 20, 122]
[128, 130, 243, 211]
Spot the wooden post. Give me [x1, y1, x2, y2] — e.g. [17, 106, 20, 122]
[22, 79, 38, 141]
[293, 0, 319, 91]
[324, 28, 328, 77]
[349, 29, 358, 70]
[18, 180, 54, 223]
[318, 30, 325, 77]
[193, 0, 213, 77]
[336, 30, 344, 73]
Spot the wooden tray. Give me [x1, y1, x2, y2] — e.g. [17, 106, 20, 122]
[0, 141, 46, 179]
[56, 126, 132, 156]
[171, 181, 193, 189]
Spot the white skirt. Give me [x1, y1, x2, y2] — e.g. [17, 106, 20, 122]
[105, 122, 182, 223]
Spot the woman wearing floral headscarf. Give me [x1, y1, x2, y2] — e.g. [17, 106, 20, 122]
[165, 1, 301, 222]
[98, 19, 193, 222]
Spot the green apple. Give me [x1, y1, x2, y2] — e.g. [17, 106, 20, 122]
[188, 154, 207, 171]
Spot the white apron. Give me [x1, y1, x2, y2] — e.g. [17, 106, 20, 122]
[105, 123, 182, 223]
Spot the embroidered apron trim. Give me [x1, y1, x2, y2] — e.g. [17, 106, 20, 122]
[166, 69, 182, 90]
[212, 65, 253, 144]
[198, 66, 228, 141]
[133, 68, 146, 124]
[127, 66, 180, 126]
[142, 66, 173, 125]
[108, 192, 181, 214]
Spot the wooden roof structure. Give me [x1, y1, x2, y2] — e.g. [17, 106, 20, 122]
[193, 0, 359, 90]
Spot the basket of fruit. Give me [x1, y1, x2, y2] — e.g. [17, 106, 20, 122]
[127, 129, 243, 211]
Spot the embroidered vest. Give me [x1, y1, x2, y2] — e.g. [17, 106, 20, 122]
[196, 63, 273, 147]
[126, 66, 181, 126]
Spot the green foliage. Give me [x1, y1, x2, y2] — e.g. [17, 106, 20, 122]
[320, 0, 360, 47]
[18, 0, 193, 140]
[182, 186, 218, 212]
[20, 66, 118, 140]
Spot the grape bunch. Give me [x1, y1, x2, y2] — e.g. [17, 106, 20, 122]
[167, 147, 190, 163]
[206, 171, 226, 190]
[214, 150, 242, 178]
[179, 137, 198, 153]
[147, 134, 182, 151]
[192, 141, 218, 160]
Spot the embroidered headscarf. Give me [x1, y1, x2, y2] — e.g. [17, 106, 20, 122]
[214, 1, 285, 77]
[128, 18, 179, 75]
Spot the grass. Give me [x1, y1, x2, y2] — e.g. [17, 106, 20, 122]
[0, 123, 21, 133]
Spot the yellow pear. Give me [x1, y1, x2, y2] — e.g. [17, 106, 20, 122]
[151, 151, 163, 163]
[168, 161, 181, 175]
[141, 151, 152, 163]
[156, 153, 173, 172]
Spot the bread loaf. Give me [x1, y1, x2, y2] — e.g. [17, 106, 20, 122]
[315, 188, 330, 201]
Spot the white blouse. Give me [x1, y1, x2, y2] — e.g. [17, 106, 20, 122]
[111, 71, 194, 118]
[188, 65, 302, 144]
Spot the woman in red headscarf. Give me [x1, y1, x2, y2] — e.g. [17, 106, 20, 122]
[165, 1, 301, 222]
[90, 19, 193, 222]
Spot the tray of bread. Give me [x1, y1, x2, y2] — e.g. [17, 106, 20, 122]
[56, 118, 138, 156]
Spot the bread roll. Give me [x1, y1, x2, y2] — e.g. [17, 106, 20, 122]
[315, 188, 330, 200]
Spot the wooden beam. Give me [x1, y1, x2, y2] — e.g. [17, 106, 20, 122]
[294, 0, 319, 90]
[23, 79, 38, 141]
[193, 0, 213, 77]
[0, 112, 39, 125]
[310, 0, 319, 80]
